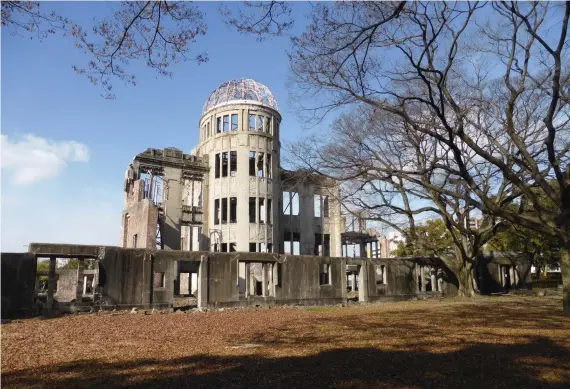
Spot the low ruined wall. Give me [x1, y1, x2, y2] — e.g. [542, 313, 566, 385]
[1, 253, 36, 318]
[55, 270, 77, 302]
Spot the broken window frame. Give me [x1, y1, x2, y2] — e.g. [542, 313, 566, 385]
[283, 191, 299, 216]
[257, 152, 264, 177]
[257, 115, 264, 132]
[249, 243, 257, 252]
[217, 117, 222, 133]
[267, 199, 272, 224]
[231, 114, 238, 131]
[323, 196, 329, 217]
[248, 114, 256, 131]
[265, 117, 271, 134]
[265, 153, 272, 178]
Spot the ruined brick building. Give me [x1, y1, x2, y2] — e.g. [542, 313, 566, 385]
[120, 79, 345, 257]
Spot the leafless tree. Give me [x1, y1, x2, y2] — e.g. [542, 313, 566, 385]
[284, 1, 570, 308]
[2, 1, 208, 98]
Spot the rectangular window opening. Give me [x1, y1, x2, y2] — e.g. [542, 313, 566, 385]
[230, 243, 237, 252]
[323, 196, 329, 217]
[257, 152, 264, 177]
[221, 198, 228, 224]
[223, 115, 229, 132]
[132, 234, 138, 248]
[259, 198, 265, 224]
[266, 154, 272, 178]
[153, 272, 165, 288]
[265, 117, 271, 133]
[249, 151, 256, 176]
[217, 117, 222, 133]
[222, 152, 229, 177]
[314, 195, 322, 218]
[214, 199, 220, 225]
[249, 197, 256, 223]
[230, 151, 237, 176]
[319, 264, 330, 285]
[230, 197, 237, 223]
[231, 114, 238, 131]
[249, 114, 256, 131]
[215, 153, 220, 178]
[257, 115, 264, 132]
[293, 232, 300, 255]
[221, 243, 228, 252]
[267, 199, 272, 224]
[249, 243, 257, 252]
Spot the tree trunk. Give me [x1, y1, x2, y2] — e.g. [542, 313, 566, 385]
[561, 239, 570, 313]
[457, 262, 476, 297]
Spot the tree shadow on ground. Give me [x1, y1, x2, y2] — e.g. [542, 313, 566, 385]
[3, 336, 569, 389]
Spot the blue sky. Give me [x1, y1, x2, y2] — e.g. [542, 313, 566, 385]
[1, 1, 319, 252]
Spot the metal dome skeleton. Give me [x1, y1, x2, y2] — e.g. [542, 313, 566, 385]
[202, 79, 279, 115]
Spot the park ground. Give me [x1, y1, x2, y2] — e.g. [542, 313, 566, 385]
[2, 295, 570, 389]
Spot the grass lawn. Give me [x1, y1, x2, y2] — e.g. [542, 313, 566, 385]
[2, 295, 569, 388]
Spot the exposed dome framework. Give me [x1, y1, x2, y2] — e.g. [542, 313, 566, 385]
[202, 79, 278, 115]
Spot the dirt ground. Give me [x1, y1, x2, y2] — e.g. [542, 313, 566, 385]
[2, 295, 569, 389]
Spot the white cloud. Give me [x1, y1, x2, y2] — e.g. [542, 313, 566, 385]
[1, 134, 89, 185]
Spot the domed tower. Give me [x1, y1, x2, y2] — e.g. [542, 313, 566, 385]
[195, 79, 281, 253]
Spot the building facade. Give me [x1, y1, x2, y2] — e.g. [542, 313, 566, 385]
[120, 79, 345, 257]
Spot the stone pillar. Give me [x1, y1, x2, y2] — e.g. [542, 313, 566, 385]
[197, 255, 209, 309]
[75, 258, 85, 305]
[83, 275, 88, 295]
[430, 268, 437, 292]
[359, 239, 367, 258]
[262, 263, 267, 297]
[244, 263, 250, 297]
[382, 265, 387, 285]
[340, 258, 347, 304]
[358, 262, 369, 302]
[513, 267, 518, 287]
[437, 269, 443, 292]
[414, 264, 420, 293]
[46, 256, 56, 312]
[351, 272, 357, 291]
[420, 265, 426, 292]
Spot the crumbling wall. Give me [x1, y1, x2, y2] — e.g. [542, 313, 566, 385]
[1, 253, 36, 318]
[55, 269, 77, 302]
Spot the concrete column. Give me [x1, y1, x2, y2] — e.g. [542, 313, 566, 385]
[351, 272, 357, 292]
[382, 265, 387, 285]
[437, 269, 443, 292]
[197, 255, 209, 309]
[358, 263, 369, 302]
[46, 256, 56, 312]
[359, 239, 367, 258]
[262, 263, 267, 297]
[340, 258, 347, 304]
[415, 264, 420, 293]
[244, 263, 250, 297]
[83, 275, 88, 295]
[75, 258, 85, 304]
[430, 268, 437, 292]
[513, 267, 518, 287]
[420, 265, 426, 292]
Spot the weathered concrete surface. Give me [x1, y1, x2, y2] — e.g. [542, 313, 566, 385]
[1, 253, 36, 318]
[4, 243, 528, 314]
